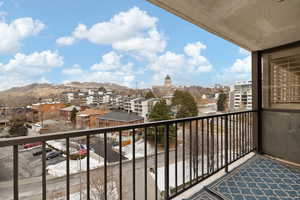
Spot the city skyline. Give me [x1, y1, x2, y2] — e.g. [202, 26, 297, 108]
[0, 0, 251, 91]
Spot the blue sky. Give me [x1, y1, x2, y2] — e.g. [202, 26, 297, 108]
[0, 0, 251, 90]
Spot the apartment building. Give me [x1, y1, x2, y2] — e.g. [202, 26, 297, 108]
[230, 81, 252, 110]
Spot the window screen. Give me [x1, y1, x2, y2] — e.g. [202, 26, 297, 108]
[269, 54, 300, 107]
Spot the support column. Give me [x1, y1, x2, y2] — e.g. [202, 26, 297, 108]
[252, 51, 262, 153]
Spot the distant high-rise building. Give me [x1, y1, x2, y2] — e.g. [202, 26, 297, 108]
[229, 81, 252, 110]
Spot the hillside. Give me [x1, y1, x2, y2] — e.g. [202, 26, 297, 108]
[0, 82, 129, 106]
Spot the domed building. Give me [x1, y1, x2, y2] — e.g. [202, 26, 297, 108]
[164, 75, 172, 87]
[152, 75, 178, 103]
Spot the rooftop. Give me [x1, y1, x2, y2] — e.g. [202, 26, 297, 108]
[77, 108, 108, 116]
[97, 111, 144, 122]
[60, 105, 81, 112]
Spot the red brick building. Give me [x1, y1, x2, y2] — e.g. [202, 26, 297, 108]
[60, 105, 81, 121]
[76, 108, 109, 129]
[32, 102, 65, 121]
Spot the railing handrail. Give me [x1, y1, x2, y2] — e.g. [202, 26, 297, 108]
[0, 109, 256, 147]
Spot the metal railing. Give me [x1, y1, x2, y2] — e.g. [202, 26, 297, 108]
[0, 110, 256, 200]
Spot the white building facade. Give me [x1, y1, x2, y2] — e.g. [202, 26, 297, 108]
[230, 81, 252, 110]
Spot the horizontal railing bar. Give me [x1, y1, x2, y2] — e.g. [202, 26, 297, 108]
[0, 110, 256, 147]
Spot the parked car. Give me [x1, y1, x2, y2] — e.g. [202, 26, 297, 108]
[77, 149, 87, 156]
[46, 151, 61, 160]
[23, 142, 42, 149]
[32, 148, 52, 156]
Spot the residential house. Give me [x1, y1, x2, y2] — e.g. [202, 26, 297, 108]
[76, 108, 109, 129]
[32, 102, 65, 121]
[60, 105, 81, 121]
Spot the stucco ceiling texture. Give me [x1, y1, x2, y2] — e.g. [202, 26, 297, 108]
[147, 0, 300, 51]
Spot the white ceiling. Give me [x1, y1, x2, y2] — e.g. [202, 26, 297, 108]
[147, 0, 300, 51]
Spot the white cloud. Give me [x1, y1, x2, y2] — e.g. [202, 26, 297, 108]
[91, 51, 133, 71]
[85, 71, 135, 88]
[58, 7, 165, 61]
[228, 55, 251, 73]
[112, 28, 166, 61]
[217, 51, 251, 84]
[149, 51, 185, 73]
[0, 17, 45, 54]
[89, 51, 134, 87]
[0, 73, 31, 90]
[2, 50, 63, 75]
[184, 41, 206, 57]
[62, 64, 83, 75]
[56, 36, 75, 46]
[148, 41, 213, 85]
[239, 47, 250, 56]
[72, 7, 157, 44]
[61, 51, 135, 87]
[38, 76, 51, 84]
[0, 50, 63, 90]
[184, 42, 212, 73]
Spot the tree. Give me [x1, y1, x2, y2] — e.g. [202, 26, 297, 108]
[90, 170, 118, 200]
[98, 86, 107, 93]
[217, 92, 227, 112]
[9, 115, 28, 137]
[172, 90, 198, 118]
[70, 107, 78, 127]
[148, 99, 172, 121]
[145, 90, 155, 99]
[148, 99, 173, 143]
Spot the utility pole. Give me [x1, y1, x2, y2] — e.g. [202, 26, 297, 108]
[135, 81, 138, 98]
[41, 112, 44, 128]
[4, 106, 7, 127]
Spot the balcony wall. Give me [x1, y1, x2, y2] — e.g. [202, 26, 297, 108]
[262, 110, 300, 164]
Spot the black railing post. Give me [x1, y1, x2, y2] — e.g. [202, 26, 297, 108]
[144, 127, 148, 200]
[155, 127, 158, 200]
[42, 142, 46, 200]
[13, 145, 19, 200]
[86, 135, 90, 200]
[225, 115, 229, 173]
[164, 124, 169, 200]
[66, 138, 70, 200]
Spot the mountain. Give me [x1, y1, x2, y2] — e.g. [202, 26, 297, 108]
[0, 82, 129, 107]
[182, 85, 230, 99]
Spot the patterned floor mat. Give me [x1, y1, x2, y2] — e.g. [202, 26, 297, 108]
[207, 155, 300, 200]
[186, 188, 221, 200]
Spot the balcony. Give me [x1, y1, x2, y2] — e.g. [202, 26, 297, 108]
[1, 0, 300, 200]
[1, 109, 299, 200]
[0, 110, 257, 200]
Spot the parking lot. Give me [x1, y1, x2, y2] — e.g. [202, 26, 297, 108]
[0, 145, 65, 182]
[0, 136, 126, 183]
[77, 137, 127, 163]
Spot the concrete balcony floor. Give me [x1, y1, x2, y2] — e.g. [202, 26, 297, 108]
[183, 154, 300, 200]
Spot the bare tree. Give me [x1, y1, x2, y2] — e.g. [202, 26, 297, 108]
[90, 168, 118, 200]
[191, 118, 219, 178]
